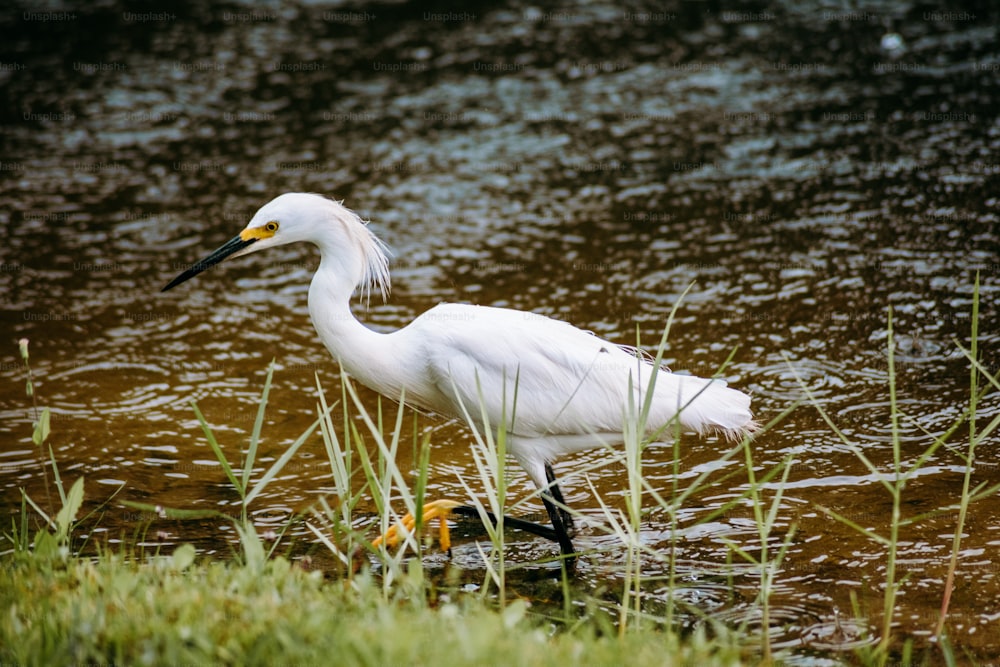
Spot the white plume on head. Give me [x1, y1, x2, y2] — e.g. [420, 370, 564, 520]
[328, 197, 392, 306]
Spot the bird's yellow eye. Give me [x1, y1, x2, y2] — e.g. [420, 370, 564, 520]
[239, 221, 280, 242]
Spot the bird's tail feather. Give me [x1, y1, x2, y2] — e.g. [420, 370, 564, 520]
[661, 374, 757, 441]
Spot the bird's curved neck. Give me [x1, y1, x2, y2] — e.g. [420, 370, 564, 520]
[307, 253, 399, 397]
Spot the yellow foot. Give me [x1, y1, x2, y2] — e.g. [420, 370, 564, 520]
[372, 499, 463, 552]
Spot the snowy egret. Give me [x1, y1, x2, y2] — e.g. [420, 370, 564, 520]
[163, 193, 756, 561]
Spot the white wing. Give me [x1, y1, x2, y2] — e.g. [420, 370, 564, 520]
[399, 303, 754, 442]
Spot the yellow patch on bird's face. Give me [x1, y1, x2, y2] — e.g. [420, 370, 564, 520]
[240, 220, 280, 241]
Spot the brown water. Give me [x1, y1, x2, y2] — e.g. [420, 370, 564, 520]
[2, 0, 999, 661]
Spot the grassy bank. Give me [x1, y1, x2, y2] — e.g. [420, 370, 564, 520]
[0, 551, 738, 667]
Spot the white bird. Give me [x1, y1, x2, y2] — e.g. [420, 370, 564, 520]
[163, 192, 757, 562]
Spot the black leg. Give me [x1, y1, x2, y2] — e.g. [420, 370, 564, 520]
[452, 502, 575, 561]
[540, 462, 576, 563]
[446, 462, 577, 565]
[450, 505, 559, 541]
[544, 462, 575, 535]
[540, 492, 576, 562]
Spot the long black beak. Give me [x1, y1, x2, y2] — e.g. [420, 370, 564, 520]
[161, 234, 256, 292]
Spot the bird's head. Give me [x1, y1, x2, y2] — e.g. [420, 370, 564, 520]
[161, 192, 390, 302]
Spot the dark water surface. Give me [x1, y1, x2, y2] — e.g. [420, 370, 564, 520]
[2, 0, 999, 661]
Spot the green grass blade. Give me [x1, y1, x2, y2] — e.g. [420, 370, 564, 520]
[190, 401, 242, 497]
[816, 505, 889, 546]
[354, 424, 383, 515]
[31, 407, 51, 446]
[314, 373, 353, 527]
[244, 360, 276, 493]
[121, 500, 226, 521]
[344, 378, 415, 518]
[936, 273, 983, 641]
[763, 455, 795, 532]
[639, 281, 695, 423]
[783, 352, 893, 494]
[22, 490, 55, 531]
[234, 520, 265, 573]
[54, 477, 84, 542]
[48, 445, 66, 506]
[244, 414, 322, 506]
